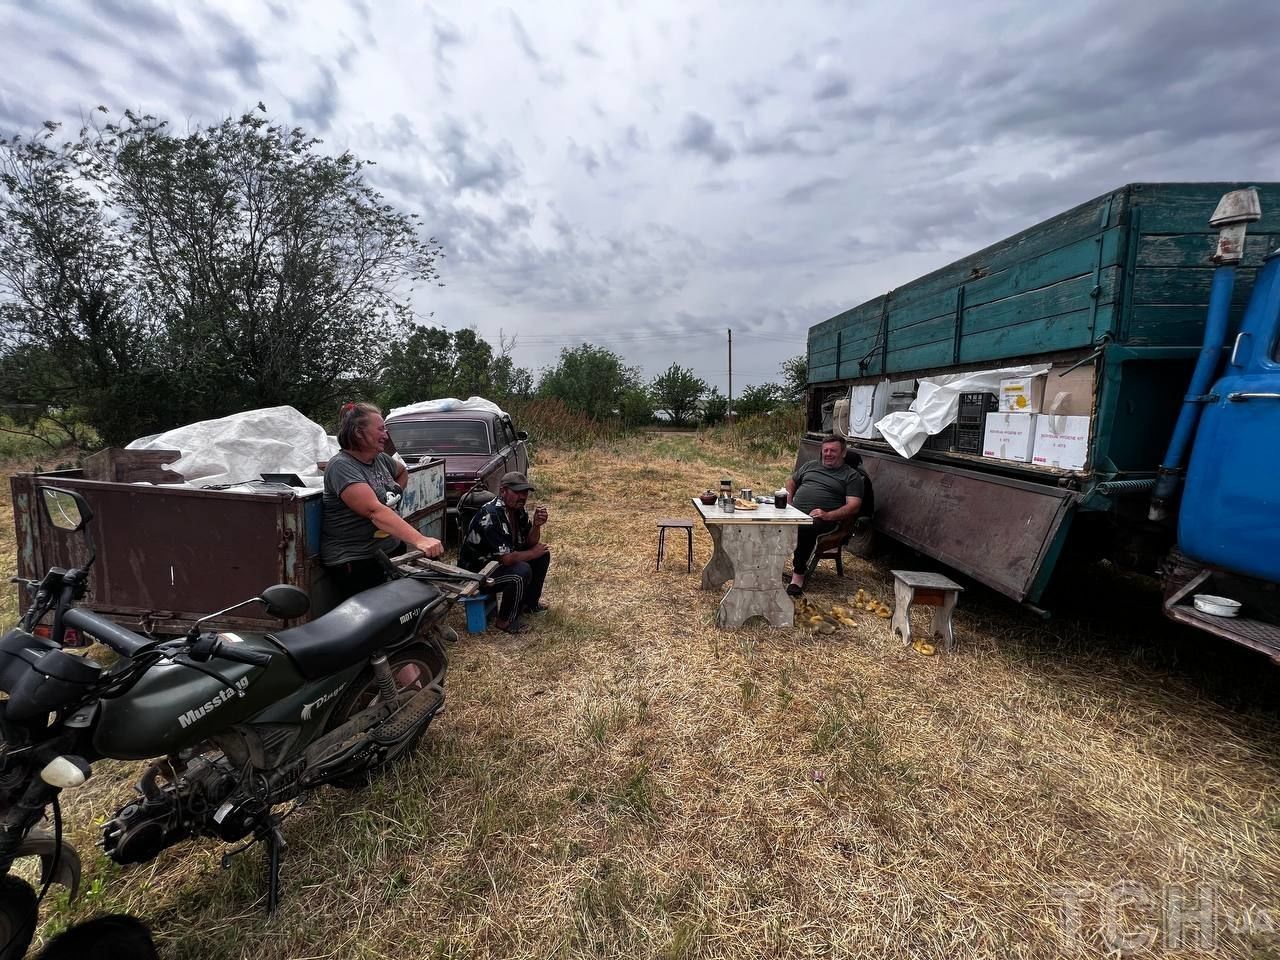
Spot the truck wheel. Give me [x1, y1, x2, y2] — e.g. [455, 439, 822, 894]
[324, 642, 446, 790]
[0, 875, 37, 960]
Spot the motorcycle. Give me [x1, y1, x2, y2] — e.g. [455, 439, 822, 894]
[0, 486, 495, 958]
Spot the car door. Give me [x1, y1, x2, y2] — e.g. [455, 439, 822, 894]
[1180, 251, 1280, 582]
[508, 417, 530, 474]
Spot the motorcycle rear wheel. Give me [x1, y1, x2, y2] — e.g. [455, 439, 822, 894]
[324, 641, 446, 790]
[0, 874, 37, 960]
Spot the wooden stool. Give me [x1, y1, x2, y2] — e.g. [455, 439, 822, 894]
[890, 570, 964, 652]
[656, 518, 694, 572]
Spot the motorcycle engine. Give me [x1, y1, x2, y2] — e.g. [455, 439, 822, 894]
[102, 753, 264, 864]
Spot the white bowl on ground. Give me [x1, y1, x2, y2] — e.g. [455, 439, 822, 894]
[1193, 594, 1242, 618]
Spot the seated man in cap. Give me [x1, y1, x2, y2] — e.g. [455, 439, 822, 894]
[457, 471, 551, 634]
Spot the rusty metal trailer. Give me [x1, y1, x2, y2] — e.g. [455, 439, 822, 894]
[11, 456, 445, 635]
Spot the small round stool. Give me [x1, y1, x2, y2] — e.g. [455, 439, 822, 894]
[656, 518, 694, 572]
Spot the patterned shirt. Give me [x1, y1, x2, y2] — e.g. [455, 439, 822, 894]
[457, 497, 532, 571]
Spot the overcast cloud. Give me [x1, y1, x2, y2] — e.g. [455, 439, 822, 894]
[2, 0, 1278, 392]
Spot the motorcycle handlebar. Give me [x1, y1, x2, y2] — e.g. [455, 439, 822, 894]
[210, 640, 273, 667]
[63, 609, 157, 658]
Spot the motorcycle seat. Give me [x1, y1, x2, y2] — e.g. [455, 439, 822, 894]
[268, 578, 442, 680]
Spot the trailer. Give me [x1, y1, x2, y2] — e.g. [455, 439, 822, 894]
[10, 450, 446, 635]
[802, 182, 1280, 659]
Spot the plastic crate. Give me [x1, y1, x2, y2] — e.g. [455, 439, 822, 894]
[955, 426, 983, 454]
[460, 594, 495, 633]
[957, 392, 998, 426]
[923, 425, 956, 451]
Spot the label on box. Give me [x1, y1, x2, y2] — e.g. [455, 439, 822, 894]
[1032, 415, 1090, 470]
[982, 413, 1035, 462]
[999, 376, 1046, 413]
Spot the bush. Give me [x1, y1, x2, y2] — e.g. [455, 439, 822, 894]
[508, 398, 630, 451]
[699, 407, 804, 461]
[0, 413, 95, 463]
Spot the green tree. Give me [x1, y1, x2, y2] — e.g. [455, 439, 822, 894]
[701, 386, 727, 425]
[780, 354, 808, 404]
[379, 327, 456, 409]
[735, 382, 781, 419]
[619, 387, 654, 427]
[649, 363, 706, 425]
[0, 106, 442, 444]
[378, 326, 534, 410]
[537, 343, 640, 418]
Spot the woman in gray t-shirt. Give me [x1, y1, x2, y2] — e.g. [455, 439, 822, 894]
[322, 402, 444, 602]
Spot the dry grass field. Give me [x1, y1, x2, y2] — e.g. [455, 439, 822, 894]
[6, 433, 1280, 959]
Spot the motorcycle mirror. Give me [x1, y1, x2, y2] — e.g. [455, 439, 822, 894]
[41, 487, 93, 532]
[259, 584, 310, 620]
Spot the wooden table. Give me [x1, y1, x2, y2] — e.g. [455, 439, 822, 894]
[692, 499, 813, 628]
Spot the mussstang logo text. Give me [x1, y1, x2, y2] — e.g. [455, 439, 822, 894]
[177, 676, 250, 729]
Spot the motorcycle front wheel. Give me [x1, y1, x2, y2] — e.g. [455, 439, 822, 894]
[0, 874, 37, 960]
[324, 641, 447, 790]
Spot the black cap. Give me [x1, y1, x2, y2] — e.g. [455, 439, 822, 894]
[499, 471, 535, 492]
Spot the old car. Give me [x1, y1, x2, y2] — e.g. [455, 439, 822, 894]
[385, 406, 530, 538]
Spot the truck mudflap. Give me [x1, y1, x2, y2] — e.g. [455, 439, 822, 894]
[855, 448, 1077, 604]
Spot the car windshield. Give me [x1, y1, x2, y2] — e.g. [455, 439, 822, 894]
[387, 419, 491, 456]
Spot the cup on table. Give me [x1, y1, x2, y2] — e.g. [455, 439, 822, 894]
[774, 489, 787, 509]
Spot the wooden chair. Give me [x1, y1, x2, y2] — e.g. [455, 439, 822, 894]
[807, 517, 856, 579]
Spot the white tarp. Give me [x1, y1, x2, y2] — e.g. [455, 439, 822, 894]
[874, 364, 1052, 458]
[126, 405, 339, 487]
[387, 396, 506, 420]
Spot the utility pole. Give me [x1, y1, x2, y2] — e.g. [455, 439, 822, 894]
[727, 327, 733, 424]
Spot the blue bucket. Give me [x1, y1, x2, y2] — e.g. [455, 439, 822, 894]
[460, 594, 494, 633]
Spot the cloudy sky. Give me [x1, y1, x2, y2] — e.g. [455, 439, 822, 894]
[2, 0, 1279, 394]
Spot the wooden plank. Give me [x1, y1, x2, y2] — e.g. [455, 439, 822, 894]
[958, 307, 1105, 364]
[884, 339, 956, 373]
[1126, 301, 1259, 346]
[887, 288, 959, 330]
[881, 190, 1124, 302]
[1129, 182, 1280, 234]
[1137, 233, 1278, 268]
[81, 448, 184, 484]
[960, 269, 1119, 337]
[1132, 266, 1259, 305]
[963, 228, 1124, 309]
[888, 314, 955, 350]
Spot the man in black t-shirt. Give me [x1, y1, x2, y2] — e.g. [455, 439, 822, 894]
[784, 436, 865, 597]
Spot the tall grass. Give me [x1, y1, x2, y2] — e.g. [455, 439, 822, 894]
[508, 398, 632, 451]
[698, 406, 805, 461]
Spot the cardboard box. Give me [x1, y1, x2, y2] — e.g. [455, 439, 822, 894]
[1044, 363, 1095, 417]
[999, 376, 1046, 413]
[982, 413, 1035, 462]
[1032, 415, 1091, 470]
